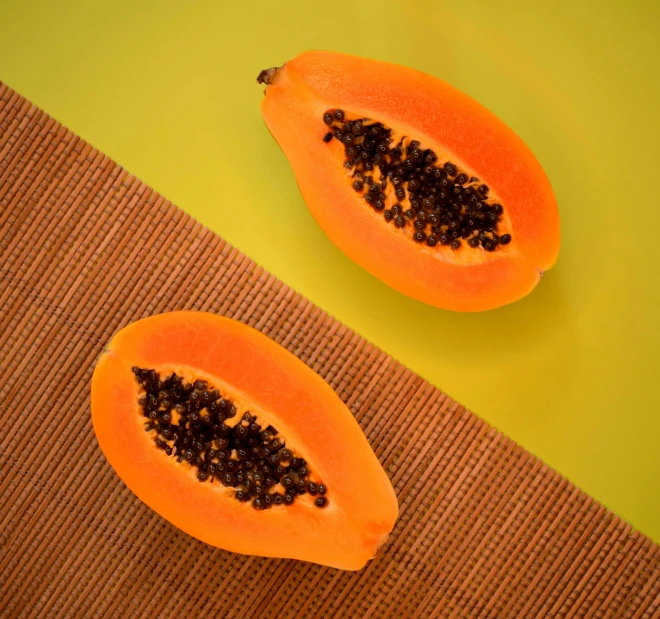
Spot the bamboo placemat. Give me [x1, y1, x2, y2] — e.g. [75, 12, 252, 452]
[0, 82, 658, 619]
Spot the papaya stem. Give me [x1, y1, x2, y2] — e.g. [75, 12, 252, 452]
[256, 65, 282, 86]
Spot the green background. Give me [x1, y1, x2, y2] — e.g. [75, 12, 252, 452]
[1, 0, 658, 540]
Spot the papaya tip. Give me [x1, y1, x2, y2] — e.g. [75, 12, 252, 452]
[256, 65, 282, 86]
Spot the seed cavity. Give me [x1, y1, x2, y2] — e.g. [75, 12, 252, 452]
[133, 367, 329, 510]
[322, 110, 511, 252]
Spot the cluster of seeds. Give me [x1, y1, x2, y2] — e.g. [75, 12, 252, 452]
[322, 109, 512, 251]
[133, 368, 329, 510]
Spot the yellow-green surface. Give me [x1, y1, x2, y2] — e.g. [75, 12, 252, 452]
[1, 1, 659, 539]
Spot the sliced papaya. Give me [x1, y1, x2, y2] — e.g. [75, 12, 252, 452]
[91, 312, 398, 570]
[258, 51, 560, 312]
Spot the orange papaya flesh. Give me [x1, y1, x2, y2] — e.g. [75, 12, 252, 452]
[91, 312, 398, 570]
[258, 51, 560, 312]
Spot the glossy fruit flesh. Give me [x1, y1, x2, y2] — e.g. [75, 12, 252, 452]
[91, 312, 398, 570]
[259, 51, 560, 311]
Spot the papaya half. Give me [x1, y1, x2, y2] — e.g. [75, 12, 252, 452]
[258, 51, 560, 312]
[91, 312, 398, 570]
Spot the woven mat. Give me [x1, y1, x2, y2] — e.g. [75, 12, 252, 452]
[1, 82, 659, 619]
